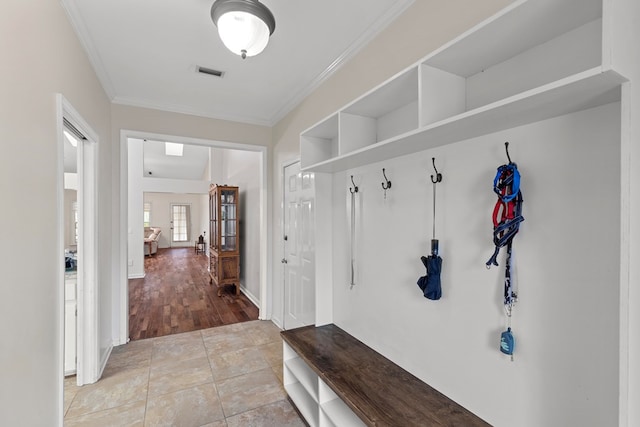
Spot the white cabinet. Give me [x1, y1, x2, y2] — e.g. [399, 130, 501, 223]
[300, 0, 626, 173]
[283, 342, 365, 427]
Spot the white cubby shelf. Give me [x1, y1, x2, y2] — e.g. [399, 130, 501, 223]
[300, 0, 627, 173]
[283, 340, 366, 427]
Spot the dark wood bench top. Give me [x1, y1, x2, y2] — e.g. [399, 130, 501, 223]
[281, 324, 490, 427]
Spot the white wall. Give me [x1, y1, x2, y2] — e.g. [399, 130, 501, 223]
[144, 192, 207, 249]
[199, 193, 209, 253]
[219, 149, 262, 303]
[142, 177, 209, 194]
[329, 103, 620, 427]
[128, 139, 145, 278]
[210, 147, 225, 184]
[0, 1, 112, 424]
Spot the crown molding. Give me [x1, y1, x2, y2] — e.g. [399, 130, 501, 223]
[61, 0, 117, 100]
[268, 0, 415, 126]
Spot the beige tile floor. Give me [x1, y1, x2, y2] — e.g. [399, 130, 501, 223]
[64, 320, 305, 427]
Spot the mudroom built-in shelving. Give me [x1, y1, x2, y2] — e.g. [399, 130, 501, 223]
[300, 0, 626, 173]
[283, 340, 366, 427]
[293, 0, 637, 425]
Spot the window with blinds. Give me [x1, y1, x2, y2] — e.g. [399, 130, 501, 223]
[143, 202, 151, 228]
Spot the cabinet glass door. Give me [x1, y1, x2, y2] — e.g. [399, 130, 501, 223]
[221, 189, 237, 251]
[212, 189, 218, 250]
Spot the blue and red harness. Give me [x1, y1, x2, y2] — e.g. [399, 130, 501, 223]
[486, 162, 524, 302]
[487, 161, 524, 359]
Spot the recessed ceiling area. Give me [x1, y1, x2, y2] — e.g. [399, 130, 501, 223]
[61, 0, 414, 125]
[143, 140, 210, 180]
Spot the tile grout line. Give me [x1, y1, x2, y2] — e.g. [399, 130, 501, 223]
[203, 329, 229, 423]
[64, 320, 291, 425]
[224, 398, 294, 421]
[63, 378, 80, 420]
[142, 340, 155, 426]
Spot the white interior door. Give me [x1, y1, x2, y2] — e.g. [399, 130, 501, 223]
[283, 162, 316, 330]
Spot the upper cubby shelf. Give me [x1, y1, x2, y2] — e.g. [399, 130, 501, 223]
[300, 0, 626, 173]
[300, 114, 339, 169]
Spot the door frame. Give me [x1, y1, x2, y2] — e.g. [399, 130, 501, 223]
[56, 94, 100, 389]
[281, 159, 322, 330]
[279, 158, 333, 329]
[118, 130, 270, 345]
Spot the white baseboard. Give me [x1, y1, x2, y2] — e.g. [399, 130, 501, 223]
[112, 336, 129, 347]
[241, 285, 260, 309]
[128, 273, 145, 279]
[271, 316, 283, 329]
[98, 344, 113, 379]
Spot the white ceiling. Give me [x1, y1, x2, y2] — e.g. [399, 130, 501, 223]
[62, 0, 414, 126]
[142, 140, 210, 180]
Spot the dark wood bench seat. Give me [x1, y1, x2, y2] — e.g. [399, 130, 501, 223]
[281, 324, 490, 427]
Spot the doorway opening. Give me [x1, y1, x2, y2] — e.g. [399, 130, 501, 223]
[118, 131, 270, 344]
[62, 120, 79, 377]
[57, 94, 100, 393]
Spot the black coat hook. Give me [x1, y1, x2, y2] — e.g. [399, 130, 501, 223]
[381, 168, 391, 190]
[350, 175, 359, 194]
[431, 157, 442, 184]
[505, 141, 513, 164]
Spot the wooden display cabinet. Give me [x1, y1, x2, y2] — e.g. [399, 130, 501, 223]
[209, 184, 240, 296]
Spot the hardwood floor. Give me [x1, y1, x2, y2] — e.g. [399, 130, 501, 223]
[128, 247, 259, 340]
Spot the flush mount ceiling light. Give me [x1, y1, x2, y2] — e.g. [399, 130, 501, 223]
[210, 0, 276, 59]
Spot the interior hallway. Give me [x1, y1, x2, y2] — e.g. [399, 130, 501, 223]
[63, 320, 303, 426]
[129, 247, 259, 340]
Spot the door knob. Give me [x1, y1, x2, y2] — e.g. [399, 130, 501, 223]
[281, 258, 288, 264]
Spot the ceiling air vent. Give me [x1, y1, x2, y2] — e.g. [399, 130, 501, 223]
[197, 66, 224, 78]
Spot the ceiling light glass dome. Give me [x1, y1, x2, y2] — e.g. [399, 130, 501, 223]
[211, 0, 276, 59]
